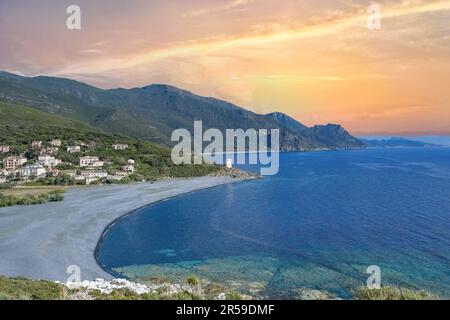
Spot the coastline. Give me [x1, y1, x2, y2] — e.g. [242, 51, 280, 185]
[0, 176, 241, 282]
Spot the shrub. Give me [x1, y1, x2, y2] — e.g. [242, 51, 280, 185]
[355, 286, 436, 300]
[226, 291, 243, 300]
[187, 275, 200, 286]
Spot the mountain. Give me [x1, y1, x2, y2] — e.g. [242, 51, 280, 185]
[361, 137, 440, 148]
[0, 101, 217, 179]
[266, 112, 308, 132]
[0, 72, 365, 151]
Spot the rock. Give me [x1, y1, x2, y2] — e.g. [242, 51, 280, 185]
[64, 278, 153, 295]
[217, 293, 227, 300]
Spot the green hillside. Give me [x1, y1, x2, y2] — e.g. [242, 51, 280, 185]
[0, 72, 365, 151]
[0, 101, 218, 180]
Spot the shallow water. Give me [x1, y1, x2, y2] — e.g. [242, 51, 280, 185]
[97, 148, 450, 299]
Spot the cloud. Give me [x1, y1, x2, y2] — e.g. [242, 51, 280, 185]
[54, 0, 450, 76]
[181, 0, 255, 18]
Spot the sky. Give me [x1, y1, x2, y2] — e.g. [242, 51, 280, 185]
[0, 0, 449, 135]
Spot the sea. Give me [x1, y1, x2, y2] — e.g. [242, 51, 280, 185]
[96, 148, 450, 299]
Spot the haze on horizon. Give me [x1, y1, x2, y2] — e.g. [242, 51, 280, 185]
[1, 0, 449, 135]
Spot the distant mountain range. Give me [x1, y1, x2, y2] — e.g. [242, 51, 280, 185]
[0, 71, 365, 152]
[361, 137, 441, 148]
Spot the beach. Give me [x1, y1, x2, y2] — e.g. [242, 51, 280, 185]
[0, 177, 236, 282]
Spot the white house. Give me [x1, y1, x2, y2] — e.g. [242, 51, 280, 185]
[115, 171, 129, 177]
[50, 139, 62, 147]
[81, 170, 108, 179]
[79, 156, 104, 168]
[40, 147, 59, 156]
[85, 177, 99, 185]
[112, 144, 129, 150]
[121, 164, 134, 173]
[31, 141, 43, 149]
[67, 146, 81, 154]
[0, 145, 10, 154]
[38, 155, 61, 168]
[19, 164, 46, 179]
[127, 159, 135, 165]
[107, 175, 125, 181]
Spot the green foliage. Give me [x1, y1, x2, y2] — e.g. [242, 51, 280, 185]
[0, 72, 365, 151]
[226, 291, 243, 300]
[0, 101, 219, 185]
[0, 276, 64, 300]
[355, 286, 436, 300]
[172, 291, 201, 300]
[0, 190, 65, 208]
[186, 275, 200, 286]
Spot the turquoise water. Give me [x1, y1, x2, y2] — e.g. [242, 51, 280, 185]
[97, 148, 450, 299]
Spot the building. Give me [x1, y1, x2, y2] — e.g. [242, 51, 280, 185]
[48, 169, 60, 177]
[3, 156, 27, 170]
[0, 145, 10, 154]
[79, 156, 104, 167]
[19, 164, 46, 179]
[127, 159, 135, 165]
[0, 169, 9, 184]
[112, 144, 129, 150]
[67, 146, 81, 154]
[31, 141, 43, 149]
[121, 164, 135, 173]
[37, 155, 61, 168]
[40, 147, 59, 156]
[62, 170, 77, 178]
[81, 170, 108, 179]
[107, 175, 125, 181]
[85, 177, 100, 185]
[226, 159, 233, 169]
[50, 139, 62, 147]
[114, 171, 129, 177]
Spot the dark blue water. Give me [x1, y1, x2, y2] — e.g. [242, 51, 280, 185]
[97, 148, 450, 298]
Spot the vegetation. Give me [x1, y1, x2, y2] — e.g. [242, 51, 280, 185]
[0, 276, 64, 300]
[0, 190, 65, 208]
[0, 276, 203, 300]
[186, 275, 200, 286]
[0, 101, 219, 186]
[355, 286, 437, 300]
[226, 291, 243, 300]
[0, 71, 365, 151]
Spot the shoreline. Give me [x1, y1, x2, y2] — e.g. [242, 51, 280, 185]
[93, 178, 251, 279]
[0, 176, 243, 282]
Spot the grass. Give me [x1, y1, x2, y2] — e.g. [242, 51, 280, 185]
[0, 189, 65, 208]
[0, 276, 64, 300]
[0, 276, 203, 300]
[355, 286, 437, 300]
[1, 185, 72, 197]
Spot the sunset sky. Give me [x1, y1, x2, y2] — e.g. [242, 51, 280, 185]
[1, 0, 449, 135]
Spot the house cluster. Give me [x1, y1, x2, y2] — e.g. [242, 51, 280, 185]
[0, 141, 136, 185]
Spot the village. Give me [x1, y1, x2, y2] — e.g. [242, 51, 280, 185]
[0, 140, 135, 186]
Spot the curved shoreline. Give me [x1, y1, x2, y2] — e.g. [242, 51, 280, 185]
[93, 180, 248, 279]
[0, 177, 241, 282]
